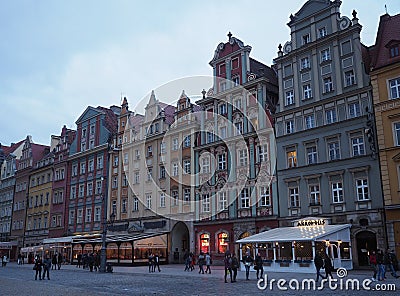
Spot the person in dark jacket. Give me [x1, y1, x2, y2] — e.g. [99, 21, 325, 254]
[324, 253, 334, 279]
[34, 256, 43, 280]
[231, 253, 239, 282]
[42, 255, 51, 280]
[254, 253, 264, 280]
[57, 253, 63, 270]
[153, 253, 161, 272]
[224, 253, 232, 283]
[384, 249, 399, 278]
[52, 254, 57, 270]
[314, 252, 326, 282]
[376, 249, 385, 281]
[242, 252, 254, 280]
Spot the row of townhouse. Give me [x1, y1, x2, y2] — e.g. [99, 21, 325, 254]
[0, 0, 399, 269]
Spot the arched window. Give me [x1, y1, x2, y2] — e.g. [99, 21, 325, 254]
[217, 232, 229, 254]
[200, 233, 210, 253]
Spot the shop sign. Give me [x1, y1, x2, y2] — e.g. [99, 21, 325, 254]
[296, 218, 326, 227]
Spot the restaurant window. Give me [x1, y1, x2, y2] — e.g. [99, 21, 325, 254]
[339, 242, 351, 259]
[239, 232, 253, 259]
[276, 242, 292, 260]
[294, 241, 313, 261]
[200, 233, 210, 254]
[217, 232, 229, 254]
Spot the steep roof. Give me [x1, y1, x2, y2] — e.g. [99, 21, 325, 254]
[249, 58, 278, 84]
[369, 13, 400, 70]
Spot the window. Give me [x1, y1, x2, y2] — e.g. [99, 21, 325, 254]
[184, 189, 191, 203]
[155, 123, 159, 133]
[202, 194, 210, 212]
[134, 171, 140, 184]
[326, 109, 337, 124]
[321, 48, 331, 62]
[94, 207, 101, 222]
[287, 150, 297, 168]
[172, 163, 179, 176]
[306, 145, 317, 164]
[69, 210, 75, 225]
[238, 149, 248, 167]
[290, 187, 299, 207]
[81, 142, 86, 152]
[147, 168, 153, 181]
[172, 190, 179, 206]
[160, 165, 166, 179]
[348, 102, 361, 118]
[318, 27, 327, 38]
[390, 45, 399, 58]
[258, 145, 268, 162]
[88, 159, 94, 172]
[79, 184, 84, 197]
[146, 194, 152, 209]
[344, 70, 356, 86]
[259, 186, 271, 206]
[207, 132, 214, 144]
[351, 135, 365, 156]
[96, 180, 102, 194]
[172, 138, 179, 150]
[217, 191, 227, 211]
[217, 232, 229, 254]
[90, 124, 95, 135]
[123, 153, 129, 165]
[234, 122, 243, 135]
[147, 146, 152, 157]
[184, 136, 191, 148]
[77, 209, 83, 224]
[80, 162, 86, 174]
[301, 57, 310, 69]
[285, 90, 294, 106]
[341, 40, 352, 55]
[328, 141, 341, 160]
[135, 150, 140, 160]
[112, 176, 118, 188]
[303, 84, 312, 99]
[332, 182, 343, 203]
[160, 193, 165, 208]
[309, 185, 320, 205]
[133, 197, 139, 211]
[234, 97, 242, 109]
[85, 208, 92, 222]
[87, 182, 93, 196]
[305, 114, 315, 129]
[284, 64, 293, 77]
[219, 81, 226, 92]
[183, 160, 191, 174]
[122, 174, 128, 187]
[219, 126, 227, 139]
[356, 178, 369, 201]
[323, 77, 333, 93]
[240, 188, 250, 208]
[70, 186, 76, 199]
[160, 142, 166, 154]
[120, 198, 127, 213]
[201, 157, 210, 174]
[394, 123, 400, 146]
[389, 78, 400, 99]
[89, 140, 94, 149]
[82, 128, 87, 138]
[302, 34, 310, 45]
[286, 120, 294, 134]
[97, 156, 103, 169]
[233, 76, 240, 86]
[218, 154, 226, 170]
[219, 104, 227, 115]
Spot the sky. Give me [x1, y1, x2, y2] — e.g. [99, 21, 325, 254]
[1, 0, 399, 146]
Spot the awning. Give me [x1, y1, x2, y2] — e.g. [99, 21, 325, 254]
[236, 224, 351, 243]
[0, 241, 18, 248]
[72, 232, 168, 244]
[43, 236, 74, 244]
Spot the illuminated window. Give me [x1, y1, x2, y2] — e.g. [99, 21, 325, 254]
[287, 150, 297, 168]
[200, 233, 210, 254]
[217, 232, 229, 254]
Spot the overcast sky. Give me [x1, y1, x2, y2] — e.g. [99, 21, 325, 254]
[1, 0, 399, 146]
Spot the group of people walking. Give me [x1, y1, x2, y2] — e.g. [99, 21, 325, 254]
[75, 252, 100, 272]
[32, 252, 65, 280]
[183, 251, 212, 274]
[369, 248, 399, 281]
[148, 253, 161, 272]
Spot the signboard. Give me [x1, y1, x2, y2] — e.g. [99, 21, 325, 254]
[296, 218, 327, 227]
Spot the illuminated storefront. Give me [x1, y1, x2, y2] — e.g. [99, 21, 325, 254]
[236, 217, 352, 273]
[200, 233, 210, 253]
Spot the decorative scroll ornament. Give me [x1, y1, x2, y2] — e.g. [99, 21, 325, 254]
[338, 15, 351, 30]
[283, 41, 292, 54]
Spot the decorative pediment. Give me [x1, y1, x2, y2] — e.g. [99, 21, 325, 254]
[289, 0, 332, 25]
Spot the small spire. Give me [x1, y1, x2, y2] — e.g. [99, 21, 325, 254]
[201, 89, 206, 99]
[352, 9, 357, 20]
[181, 90, 186, 98]
[227, 31, 232, 41]
[278, 44, 282, 52]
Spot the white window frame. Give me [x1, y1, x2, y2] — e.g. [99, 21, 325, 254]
[309, 185, 320, 205]
[306, 145, 317, 164]
[259, 186, 271, 207]
[323, 77, 333, 93]
[328, 140, 341, 161]
[218, 154, 226, 170]
[146, 194, 152, 209]
[344, 70, 356, 86]
[351, 135, 365, 156]
[289, 187, 299, 207]
[356, 178, 369, 201]
[305, 114, 315, 129]
[286, 120, 294, 134]
[85, 208, 92, 223]
[394, 122, 400, 146]
[160, 193, 166, 208]
[321, 48, 331, 62]
[218, 191, 227, 211]
[332, 182, 344, 203]
[348, 102, 361, 118]
[325, 109, 337, 124]
[183, 160, 191, 174]
[285, 90, 294, 106]
[240, 188, 250, 209]
[238, 149, 248, 167]
[389, 77, 400, 99]
[202, 194, 210, 212]
[303, 84, 312, 100]
[258, 145, 268, 162]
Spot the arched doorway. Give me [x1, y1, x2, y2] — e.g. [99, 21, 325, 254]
[356, 231, 377, 266]
[170, 222, 189, 263]
[239, 231, 253, 261]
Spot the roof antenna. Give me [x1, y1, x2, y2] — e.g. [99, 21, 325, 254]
[385, 4, 388, 14]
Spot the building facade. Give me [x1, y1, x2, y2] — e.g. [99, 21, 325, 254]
[194, 33, 279, 263]
[273, 0, 384, 268]
[369, 12, 400, 258]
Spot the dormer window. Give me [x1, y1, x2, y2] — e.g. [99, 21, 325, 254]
[231, 57, 239, 69]
[390, 45, 399, 58]
[302, 34, 310, 45]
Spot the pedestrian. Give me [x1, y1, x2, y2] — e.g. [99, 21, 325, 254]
[190, 252, 196, 271]
[231, 253, 239, 282]
[17, 253, 22, 265]
[314, 251, 326, 282]
[369, 250, 378, 281]
[77, 253, 82, 268]
[42, 255, 51, 280]
[58, 252, 63, 270]
[88, 253, 94, 272]
[93, 252, 100, 271]
[153, 253, 161, 272]
[198, 252, 205, 274]
[148, 253, 154, 273]
[224, 253, 233, 283]
[384, 249, 399, 278]
[242, 251, 254, 280]
[82, 253, 88, 269]
[2, 254, 8, 267]
[184, 252, 191, 271]
[52, 253, 57, 270]
[377, 249, 385, 281]
[34, 255, 43, 280]
[205, 252, 212, 274]
[254, 253, 264, 280]
[324, 253, 334, 279]
[21, 253, 25, 265]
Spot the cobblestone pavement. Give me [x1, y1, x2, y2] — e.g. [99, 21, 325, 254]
[0, 262, 398, 295]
